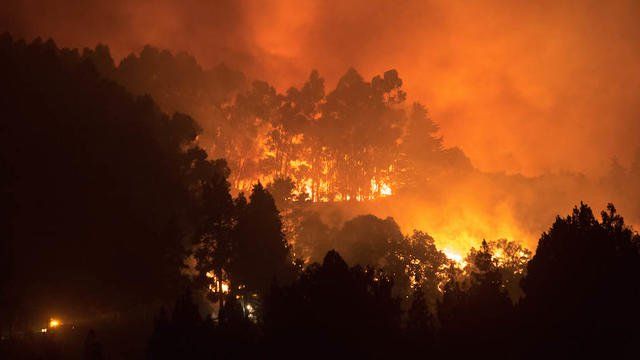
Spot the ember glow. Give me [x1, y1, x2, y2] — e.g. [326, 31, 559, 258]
[206, 271, 230, 294]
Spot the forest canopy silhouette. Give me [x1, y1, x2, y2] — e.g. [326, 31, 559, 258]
[1, 31, 640, 359]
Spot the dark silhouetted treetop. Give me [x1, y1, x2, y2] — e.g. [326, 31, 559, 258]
[520, 203, 640, 356]
[229, 183, 295, 295]
[0, 33, 223, 322]
[263, 250, 401, 358]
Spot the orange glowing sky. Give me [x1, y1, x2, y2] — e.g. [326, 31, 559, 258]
[3, 0, 639, 176]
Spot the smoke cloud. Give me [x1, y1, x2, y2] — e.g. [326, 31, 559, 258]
[3, 0, 639, 252]
[3, 0, 638, 175]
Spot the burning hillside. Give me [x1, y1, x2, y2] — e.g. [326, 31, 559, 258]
[76, 44, 640, 258]
[3, 2, 640, 356]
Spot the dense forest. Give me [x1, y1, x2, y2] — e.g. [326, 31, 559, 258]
[81, 41, 640, 253]
[82, 43, 472, 200]
[2, 34, 640, 359]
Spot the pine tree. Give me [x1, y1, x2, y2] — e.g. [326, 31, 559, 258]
[230, 183, 294, 296]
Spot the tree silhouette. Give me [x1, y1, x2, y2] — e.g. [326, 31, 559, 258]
[0, 33, 202, 324]
[263, 250, 401, 358]
[293, 211, 333, 262]
[405, 285, 436, 354]
[79, 40, 479, 203]
[190, 155, 234, 307]
[520, 203, 640, 357]
[330, 216, 448, 306]
[147, 307, 171, 360]
[148, 290, 216, 359]
[466, 238, 531, 301]
[438, 240, 514, 357]
[230, 183, 295, 296]
[266, 176, 296, 211]
[83, 330, 104, 360]
[393, 230, 448, 306]
[332, 215, 404, 268]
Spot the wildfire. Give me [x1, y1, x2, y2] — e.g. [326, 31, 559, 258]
[370, 178, 392, 197]
[233, 125, 396, 203]
[380, 183, 392, 196]
[443, 249, 467, 268]
[206, 271, 230, 294]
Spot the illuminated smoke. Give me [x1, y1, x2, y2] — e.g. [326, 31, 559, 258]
[4, 0, 639, 255]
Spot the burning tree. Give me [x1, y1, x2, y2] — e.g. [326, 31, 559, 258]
[86, 46, 462, 204]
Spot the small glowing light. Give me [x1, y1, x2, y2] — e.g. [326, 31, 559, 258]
[49, 319, 61, 328]
[221, 283, 230, 293]
[41, 328, 47, 333]
[245, 304, 253, 312]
